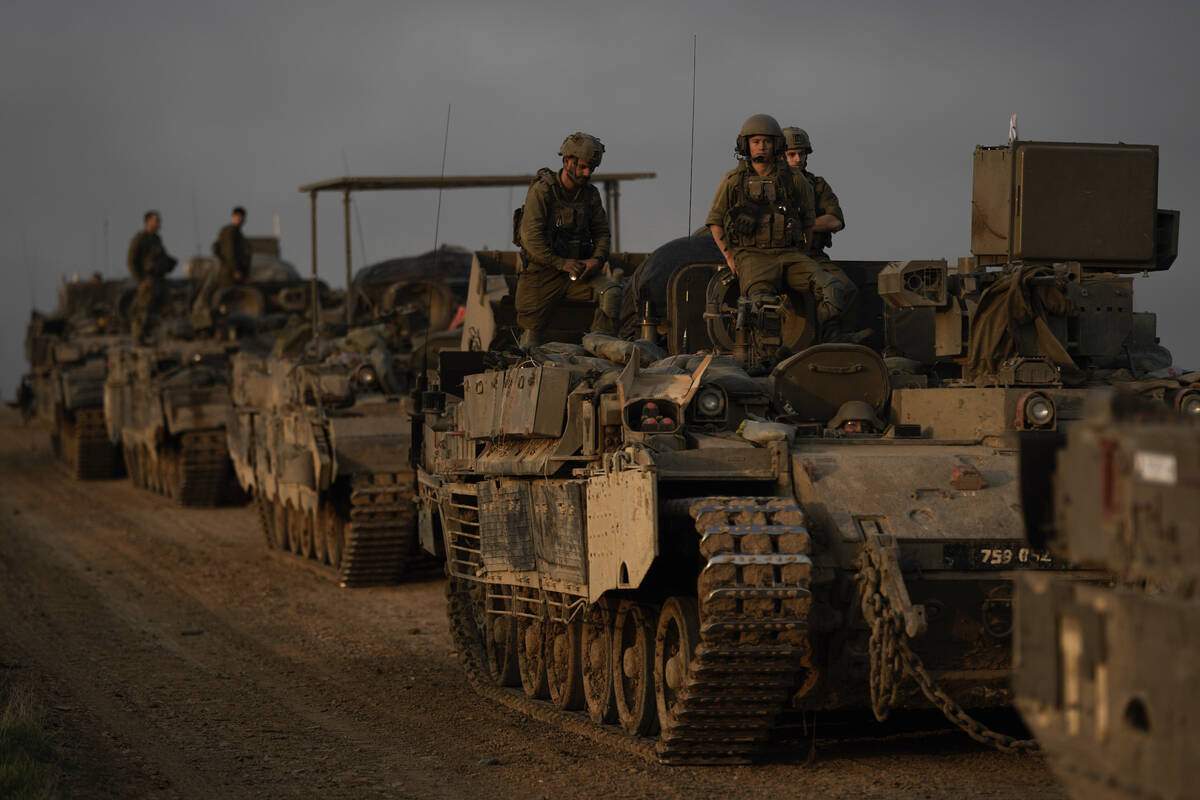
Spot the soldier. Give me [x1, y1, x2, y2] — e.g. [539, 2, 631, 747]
[126, 210, 177, 341]
[707, 114, 855, 343]
[782, 126, 859, 325]
[193, 206, 252, 326]
[514, 132, 619, 348]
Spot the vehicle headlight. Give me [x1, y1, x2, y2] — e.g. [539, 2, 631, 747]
[1020, 392, 1056, 429]
[1179, 390, 1200, 417]
[695, 386, 726, 418]
[355, 364, 379, 389]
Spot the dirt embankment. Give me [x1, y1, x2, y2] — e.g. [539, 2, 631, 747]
[0, 410, 1064, 799]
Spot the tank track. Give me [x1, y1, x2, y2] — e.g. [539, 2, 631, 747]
[173, 430, 236, 507]
[339, 473, 419, 587]
[445, 495, 812, 765]
[261, 473, 421, 588]
[59, 408, 121, 480]
[657, 497, 813, 764]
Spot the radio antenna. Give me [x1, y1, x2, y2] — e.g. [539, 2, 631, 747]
[340, 149, 369, 267]
[687, 34, 697, 235]
[431, 104, 452, 269]
[420, 103, 452, 396]
[190, 188, 202, 255]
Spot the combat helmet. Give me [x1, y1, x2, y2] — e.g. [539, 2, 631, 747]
[828, 400, 885, 432]
[782, 127, 813, 154]
[559, 132, 605, 168]
[735, 114, 784, 159]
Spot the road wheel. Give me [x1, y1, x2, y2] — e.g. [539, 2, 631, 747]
[655, 596, 700, 737]
[516, 593, 549, 699]
[485, 586, 520, 687]
[613, 601, 659, 736]
[582, 600, 617, 724]
[545, 595, 585, 710]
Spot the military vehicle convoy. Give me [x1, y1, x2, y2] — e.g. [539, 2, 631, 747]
[420, 138, 1190, 763]
[23, 277, 131, 479]
[1015, 391, 1198, 800]
[225, 240, 471, 586]
[102, 252, 328, 506]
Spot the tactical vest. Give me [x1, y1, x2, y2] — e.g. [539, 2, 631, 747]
[723, 166, 805, 250]
[513, 168, 597, 260]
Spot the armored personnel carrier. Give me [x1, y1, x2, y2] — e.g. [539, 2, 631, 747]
[420, 138, 1191, 763]
[1014, 391, 1198, 800]
[228, 302, 461, 586]
[102, 255, 326, 506]
[23, 277, 131, 479]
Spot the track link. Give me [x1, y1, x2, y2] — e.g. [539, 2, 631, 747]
[174, 430, 236, 506]
[261, 473, 421, 587]
[444, 493, 813, 765]
[339, 474, 419, 587]
[60, 408, 121, 480]
[656, 497, 813, 765]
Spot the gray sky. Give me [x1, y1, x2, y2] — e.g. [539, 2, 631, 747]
[3, 0, 1197, 393]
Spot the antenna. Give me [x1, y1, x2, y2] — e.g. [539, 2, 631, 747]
[431, 104, 452, 265]
[191, 188, 202, 255]
[687, 34, 697, 235]
[1008, 113, 1019, 144]
[340, 149, 369, 266]
[23, 231, 34, 309]
[421, 103, 452, 397]
[102, 216, 109, 275]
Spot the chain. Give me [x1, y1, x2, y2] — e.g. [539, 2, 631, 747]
[856, 552, 1040, 754]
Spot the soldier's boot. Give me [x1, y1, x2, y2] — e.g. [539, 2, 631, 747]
[818, 307, 873, 344]
[518, 328, 542, 349]
[588, 284, 622, 336]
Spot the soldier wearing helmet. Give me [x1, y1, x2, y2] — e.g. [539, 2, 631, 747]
[513, 131, 619, 348]
[126, 210, 178, 342]
[707, 114, 854, 342]
[782, 126, 859, 325]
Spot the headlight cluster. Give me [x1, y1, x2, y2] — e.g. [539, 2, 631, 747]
[353, 363, 380, 390]
[1017, 391, 1056, 430]
[1176, 385, 1200, 418]
[694, 386, 726, 420]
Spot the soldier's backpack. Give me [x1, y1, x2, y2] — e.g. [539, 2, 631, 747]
[511, 168, 559, 248]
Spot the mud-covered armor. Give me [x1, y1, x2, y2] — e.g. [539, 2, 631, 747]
[1015, 391, 1200, 800]
[421, 136, 1193, 767]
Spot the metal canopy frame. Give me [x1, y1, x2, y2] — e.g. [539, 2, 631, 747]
[300, 172, 656, 325]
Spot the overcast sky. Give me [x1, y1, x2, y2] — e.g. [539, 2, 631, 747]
[3, 0, 1197, 393]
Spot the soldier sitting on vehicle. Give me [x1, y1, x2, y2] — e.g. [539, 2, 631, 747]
[126, 210, 178, 342]
[707, 114, 859, 343]
[782, 126, 860, 330]
[514, 132, 621, 348]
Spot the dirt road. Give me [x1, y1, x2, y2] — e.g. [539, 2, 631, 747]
[0, 410, 1065, 799]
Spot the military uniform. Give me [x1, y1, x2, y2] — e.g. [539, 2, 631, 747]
[515, 167, 619, 342]
[800, 168, 858, 322]
[216, 223, 252, 286]
[125, 229, 176, 340]
[706, 161, 848, 327]
[194, 222, 252, 325]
